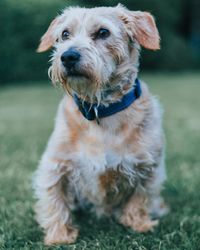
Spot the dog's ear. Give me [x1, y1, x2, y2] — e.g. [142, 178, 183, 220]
[117, 5, 160, 50]
[37, 17, 60, 53]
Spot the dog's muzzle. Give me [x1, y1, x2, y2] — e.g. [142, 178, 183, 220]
[61, 48, 81, 74]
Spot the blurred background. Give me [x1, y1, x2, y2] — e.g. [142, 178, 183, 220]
[0, 0, 200, 84]
[1, 1, 200, 249]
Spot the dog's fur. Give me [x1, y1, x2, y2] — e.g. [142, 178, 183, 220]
[34, 5, 168, 245]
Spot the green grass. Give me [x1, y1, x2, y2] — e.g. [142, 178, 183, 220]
[0, 73, 200, 250]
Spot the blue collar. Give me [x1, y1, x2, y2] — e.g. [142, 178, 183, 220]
[73, 78, 141, 123]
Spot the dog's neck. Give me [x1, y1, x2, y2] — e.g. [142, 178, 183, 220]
[99, 49, 139, 105]
[73, 76, 141, 123]
[71, 66, 140, 123]
[100, 69, 138, 105]
[75, 68, 138, 106]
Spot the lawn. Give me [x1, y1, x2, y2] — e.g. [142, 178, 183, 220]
[0, 73, 200, 250]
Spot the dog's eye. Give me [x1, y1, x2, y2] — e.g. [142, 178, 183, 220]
[95, 28, 110, 40]
[62, 30, 70, 40]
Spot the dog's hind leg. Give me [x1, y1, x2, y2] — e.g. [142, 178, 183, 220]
[147, 157, 169, 219]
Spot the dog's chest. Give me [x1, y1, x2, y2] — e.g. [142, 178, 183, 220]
[70, 127, 142, 207]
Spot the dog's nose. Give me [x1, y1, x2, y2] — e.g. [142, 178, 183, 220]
[61, 48, 81, 68]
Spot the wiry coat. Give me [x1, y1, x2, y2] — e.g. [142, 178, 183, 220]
[33, 5, 168, 245]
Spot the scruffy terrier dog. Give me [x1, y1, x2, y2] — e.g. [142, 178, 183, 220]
[34, 4, 168, 245]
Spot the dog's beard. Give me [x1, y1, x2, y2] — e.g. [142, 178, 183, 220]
[49, 64, 103, 104]
[65, 76, 99, 102]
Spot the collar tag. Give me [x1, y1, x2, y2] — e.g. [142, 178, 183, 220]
[94, 106, 100, 125]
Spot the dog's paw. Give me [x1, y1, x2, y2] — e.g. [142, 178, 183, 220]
[120, 214, 159, 233]
[130, 218, 159, 233]
[120, 206, 159, 233]
[44, 224, 78, 245]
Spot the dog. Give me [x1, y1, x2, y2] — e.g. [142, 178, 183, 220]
[34, 4, 168, 245]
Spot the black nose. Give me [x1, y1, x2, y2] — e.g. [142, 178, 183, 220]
[61, 48, 81, 69]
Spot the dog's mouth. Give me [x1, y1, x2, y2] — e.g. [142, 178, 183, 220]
[64, 68, 89, 79]
[68, 72, 88, 78]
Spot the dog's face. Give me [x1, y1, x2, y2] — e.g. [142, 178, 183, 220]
[38, 5, 160, 100]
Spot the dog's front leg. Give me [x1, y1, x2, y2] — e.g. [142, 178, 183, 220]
[34, 158, 78, 245]
[119, 192, 158, 232]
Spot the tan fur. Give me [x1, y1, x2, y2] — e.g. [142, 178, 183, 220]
[37, 17, 61, 52]
[44, 224, 78, 245]
[33, 5, 168, 245]
[120, 193, 158, 232]
[118, 10, 160, 50]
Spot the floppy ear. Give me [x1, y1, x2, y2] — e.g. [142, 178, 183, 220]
[118, 6, 160, 50]
[132, 11, 160, 50]
[37, 17, 60, 53]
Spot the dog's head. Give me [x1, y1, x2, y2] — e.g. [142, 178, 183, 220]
[38, 5, 160, 101]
